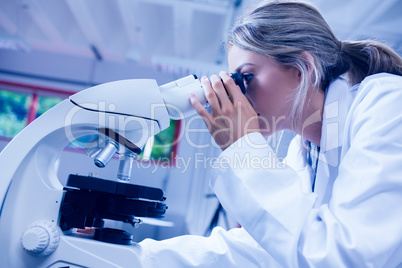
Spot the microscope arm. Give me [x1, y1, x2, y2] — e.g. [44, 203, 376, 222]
[0, 73, 244, 266]
[0, 78, 169, 266]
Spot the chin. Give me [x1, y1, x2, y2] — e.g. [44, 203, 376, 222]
[257, 116, 272, 137]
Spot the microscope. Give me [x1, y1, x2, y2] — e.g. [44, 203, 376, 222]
[0, 73, 245, 267]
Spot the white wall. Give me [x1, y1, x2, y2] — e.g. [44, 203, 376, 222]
[0, 49, 176, 90]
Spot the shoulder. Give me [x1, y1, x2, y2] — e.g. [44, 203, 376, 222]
[349, 73, 402, 116]
[360, 72, 402, 87]
[354, 73, 402, 103]
[346, 73, 402, 143]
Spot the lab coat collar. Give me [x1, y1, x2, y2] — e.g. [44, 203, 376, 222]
[319, 78, 352, 159]
[314, 77, 355, 206]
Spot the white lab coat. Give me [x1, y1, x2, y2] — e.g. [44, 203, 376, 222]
[139, 73, 402, 267]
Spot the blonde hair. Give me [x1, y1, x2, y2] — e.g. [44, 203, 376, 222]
[226, 0, 402, 127]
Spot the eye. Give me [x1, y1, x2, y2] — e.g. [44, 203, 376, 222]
[242, 73, 254, 84]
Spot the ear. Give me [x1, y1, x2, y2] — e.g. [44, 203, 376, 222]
[300, 51, 316, 78]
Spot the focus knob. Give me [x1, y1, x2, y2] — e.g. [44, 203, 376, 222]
[21, 226, 49, 253]
[21, 221, 60, 256]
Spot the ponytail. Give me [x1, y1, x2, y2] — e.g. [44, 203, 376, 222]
[338, 40, 402, 85]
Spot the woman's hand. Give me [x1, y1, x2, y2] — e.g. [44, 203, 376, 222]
[189, 71, 260, 150]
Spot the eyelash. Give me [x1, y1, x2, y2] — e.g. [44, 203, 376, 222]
[242, 73, 254, 84]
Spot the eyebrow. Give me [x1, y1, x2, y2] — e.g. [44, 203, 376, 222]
[235, 63, 255, 73]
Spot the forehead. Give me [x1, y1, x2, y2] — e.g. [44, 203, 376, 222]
[227, 45, 272, 72]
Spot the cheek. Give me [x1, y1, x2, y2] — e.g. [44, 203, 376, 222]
[247, 82, 283, 115]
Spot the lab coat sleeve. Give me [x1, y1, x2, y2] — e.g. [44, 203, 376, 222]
[210, 133, 317, 267]
[210, 78, 402, 267]
[139, 226, 279, 267]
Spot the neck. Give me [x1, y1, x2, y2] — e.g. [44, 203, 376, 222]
[295, 88, 325, 146]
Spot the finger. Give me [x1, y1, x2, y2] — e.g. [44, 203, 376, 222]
[189, 94, 213, 122]
[200, 76, 220, 114]
[209, 74, 231, 107]
[219, 71, 244, 102]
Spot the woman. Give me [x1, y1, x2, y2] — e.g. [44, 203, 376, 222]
[141, 1, 402, 266]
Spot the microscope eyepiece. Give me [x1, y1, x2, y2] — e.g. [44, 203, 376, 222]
[159, 72, 247, 120]
[230, 72, 246, 95]
[192, 72, 246, 95]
